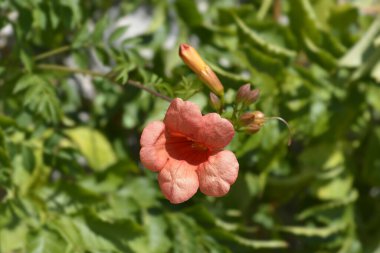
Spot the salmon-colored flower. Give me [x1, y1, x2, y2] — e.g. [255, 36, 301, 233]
[140, 98, 239, 204]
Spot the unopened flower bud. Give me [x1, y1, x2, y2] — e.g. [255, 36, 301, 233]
[242, 111, 266, 134]
[209, 92, 221, 111]
[251, 111, 265, 125]
[246, 89, 260, 104]
[179, 43, 224, 96]
[239, 112, 255, 126]
[236, 84, 251, 104]
[245, 124, 262, 134]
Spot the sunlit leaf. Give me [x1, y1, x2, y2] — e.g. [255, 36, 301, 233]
[65, 127, 117, 171]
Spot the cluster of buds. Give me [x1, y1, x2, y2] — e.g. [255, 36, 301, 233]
[179, 43, 224, 96]
[236, 83, 260, 106]
[239, 111, 266, 134]
[240, 111, 292, 145]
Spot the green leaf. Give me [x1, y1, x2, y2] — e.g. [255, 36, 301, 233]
[109, 26, 129, 44]
[167, 213, 207, 253]
[298, 190, 358, 220]
[279, 221, 346, 238]
[243, 47, 285, 79]
[303, 34, 337, 69]
[0, 224, 28, 253]
[50, 216, 120, 252]
[207, 62, 251, 83]
[146, 2, 166, 33]
[13, 74, 61, 123]
[92, 14, 109, 44]
[233, 13, 296, 59]
[212, 229, 288, 249]
[32, 7, 47, 29]
[128, 215, 171, 253]
[20, 50, 33, 73]
[317, 177, 353, 200]
[340, 16, 380, 67]
[84, 213, 144, 252]
[65, 127, 117, 171]
[27, 230, 67, 253]
[0, 114, 17, 128]
[59, 0, 81, 27]
[232, 236, 288, 249]
[288, 0, 322, 43]
[175, 0, 203, 27]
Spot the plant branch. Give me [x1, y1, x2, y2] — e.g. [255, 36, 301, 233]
[126, 79, 172, 102]
[37, 64, 105, 77]
[34, 46, 71, 61]
[36, 64, 172, 102]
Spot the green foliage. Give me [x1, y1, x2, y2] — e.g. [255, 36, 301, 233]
[1, 0, 380, 252]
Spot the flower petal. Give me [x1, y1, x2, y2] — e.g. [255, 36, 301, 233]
[140, 121, 169, 172]
[197, 150, 239, 197]
[164, 98, 203, 140]
[198, 113, 234, 150]
[140, 121, 165, 147]
[158, 160, 199, 204]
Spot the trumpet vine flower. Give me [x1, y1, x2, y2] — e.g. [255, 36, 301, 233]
[140, 98, 239, 203]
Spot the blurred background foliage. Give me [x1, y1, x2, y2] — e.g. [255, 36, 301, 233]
[1, 0, 380, 252]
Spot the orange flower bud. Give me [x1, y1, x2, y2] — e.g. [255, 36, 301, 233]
[179, 43, 224, 96]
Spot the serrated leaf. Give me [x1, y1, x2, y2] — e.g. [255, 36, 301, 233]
[65, 127, 116, 171]
[13, 75, 61, 123]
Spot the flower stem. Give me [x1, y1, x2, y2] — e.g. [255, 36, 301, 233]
[265, 116, 292, 146]
[34, 46, 71, 61]
[36, 64, 172, 102]
[37, 64, 105, 77]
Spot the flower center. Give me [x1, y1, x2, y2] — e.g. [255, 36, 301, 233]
[191, 141, 208, 151]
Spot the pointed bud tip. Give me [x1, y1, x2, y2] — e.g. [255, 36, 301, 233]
[179, 43, 190, 56]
